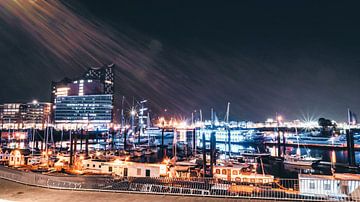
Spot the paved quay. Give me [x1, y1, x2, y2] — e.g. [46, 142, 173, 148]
[0, 178, 290, 202]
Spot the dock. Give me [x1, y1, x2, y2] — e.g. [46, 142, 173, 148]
[264, 141, 360, 150]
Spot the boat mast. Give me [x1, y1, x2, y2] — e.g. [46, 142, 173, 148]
[211, 108, 214, 128]
[225, 102, 231, 159]
[31, 118, 35, 157]
[257, 147, 265, 176]
[60, 127, 63, 151]
[45, 117, 49, 154]
[121, 96, 125, 132]
[50, 125, 54, 150]
[295, 127, 301, 157]
[147, 112, 150, 145]
[139, 100, 148, 146]
[8, 118, 10, 146]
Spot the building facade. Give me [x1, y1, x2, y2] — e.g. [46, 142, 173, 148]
[1, 103, 26, 129]
[0, 105, 3, 126]
[51, 64, 114, 130]
[0, 102, 51, 129]
[23, 101, 52, 129]
[51, 64, 114, 103]
[54, 95, 113, 130]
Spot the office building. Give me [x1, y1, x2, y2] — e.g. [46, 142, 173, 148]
[23, 101, 52, 129]
[1, 103, 26, 129]
[51, 64, 114, 130]
[0, 101, 52, 129]
[54, 95, 113, 129]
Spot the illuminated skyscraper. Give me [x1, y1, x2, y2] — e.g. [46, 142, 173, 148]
[0, 103, 26, 129]
[83, 64, 114, 94]
[23, 101, 52, 129]
[0, 102, 51, 129]
[51, 64, 114, 103]
[51, 64, 114, 130]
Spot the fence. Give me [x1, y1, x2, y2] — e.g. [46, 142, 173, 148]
[0, 166, 359, 201]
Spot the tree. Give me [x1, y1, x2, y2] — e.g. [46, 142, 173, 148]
[318, 118, 336, 137]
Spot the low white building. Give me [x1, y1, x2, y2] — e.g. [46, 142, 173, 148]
[299, 174, 360, 199]
[112, 161, 167, 177]
[82, 159, 110, 174]
[82, 159, 168, 177]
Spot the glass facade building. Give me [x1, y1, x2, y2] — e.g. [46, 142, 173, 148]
[51, 64, 115, 130]
[54, 94, 113, 129]
[0, 102, 51, 129]
[23, 102, 52, 129]
[1, 103, 26, 129]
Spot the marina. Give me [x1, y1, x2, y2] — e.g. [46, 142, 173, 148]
[1, 115, 360, 201]
[0, 75, 359, 201]
[1, 1, 360, 200]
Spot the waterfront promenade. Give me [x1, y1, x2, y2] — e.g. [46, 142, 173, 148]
[0, 165, 357, 201]
[0, 178, 278, 202]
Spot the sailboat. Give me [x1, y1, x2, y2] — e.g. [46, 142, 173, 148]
[284, 128, 322, 167]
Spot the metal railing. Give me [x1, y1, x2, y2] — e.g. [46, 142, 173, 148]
[0, 167, 359, 201]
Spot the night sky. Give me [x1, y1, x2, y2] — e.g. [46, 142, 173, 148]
[0, 0, 360, 122]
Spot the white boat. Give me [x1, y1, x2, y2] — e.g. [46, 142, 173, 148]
[284, 130, 322, 166]
[213, 164, 274, 184]
[144, 148, 156, 155]
[284, 155, 321, 166]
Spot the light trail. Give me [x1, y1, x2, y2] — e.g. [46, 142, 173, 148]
[0, 0, 184, 112]
[0, 0, 267, 118]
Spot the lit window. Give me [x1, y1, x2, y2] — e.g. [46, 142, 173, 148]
[137, 168, 141, 175]
[222, 169, 227, 175]
[310, 182, 315, 189]
[232, 170, 238, 175]
[215, 169, 220, 174]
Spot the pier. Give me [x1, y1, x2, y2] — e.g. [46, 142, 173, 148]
[264, 141, 360, 150]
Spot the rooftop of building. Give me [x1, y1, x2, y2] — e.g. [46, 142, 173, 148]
[52, 64, 114, 84]
[299, 173, 360, 181]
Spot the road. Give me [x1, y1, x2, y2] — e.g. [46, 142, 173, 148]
[0, 178, 283, 202]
